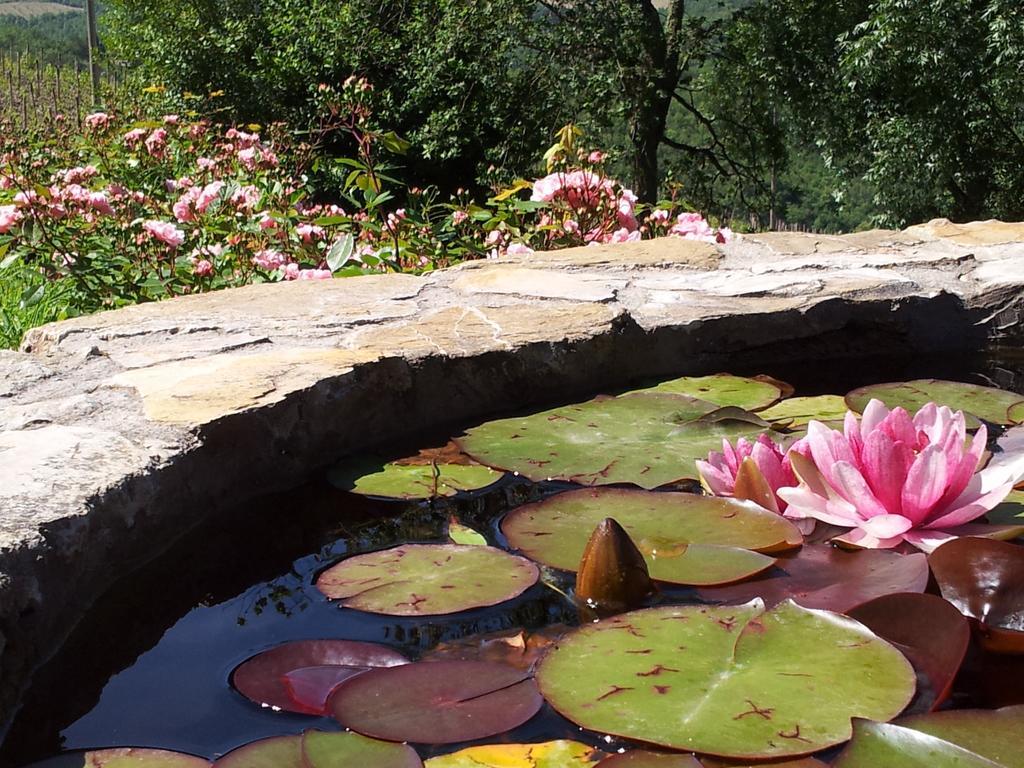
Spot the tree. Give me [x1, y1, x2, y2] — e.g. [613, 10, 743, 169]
[722, 0, 1024, 226]
[536, 0, 770, 203]
[103, 0, 565, 190]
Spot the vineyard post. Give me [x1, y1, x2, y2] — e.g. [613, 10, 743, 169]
[86, 0, 101, 104]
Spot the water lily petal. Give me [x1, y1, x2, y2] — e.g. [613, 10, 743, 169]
[859, 514, 914, 540]
[900, 528, 960, 553]
[925, 480, 1014, 530]
[832, 526, 905, 550]
[859, 398, 890, 440]
[696, 458, 734, 496]
[750, 440, 789, 494]
[932, 426, 988, 514]
[830, 461, 890, 518]
[901, 445, 949, 524]
[777, 485, 858, 528]
[861, 430, 912, 515]
[807, 420, 856, 484]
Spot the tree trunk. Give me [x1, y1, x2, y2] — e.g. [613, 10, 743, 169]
[628, 0, 685, 202]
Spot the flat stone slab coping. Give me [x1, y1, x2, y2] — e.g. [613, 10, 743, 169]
[2, 217, 1024, 732]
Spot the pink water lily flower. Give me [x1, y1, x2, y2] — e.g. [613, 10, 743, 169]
[777, 399, 1024, 552]
[696, 434, 811, 531]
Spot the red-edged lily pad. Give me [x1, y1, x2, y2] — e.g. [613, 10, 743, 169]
[698, 545, 929, 613]
[232, 639, 408, 715]
[214, 731, 422, 768]
[537, 600, 916, 760]
[316, 544, 540, 616]
[328, 660, 543, 744]
[424, 740, 602, 767]
[456, 393, 771, 489]
[502, 488, 800, 586]
[833, 707, 1024, 767]
[847, 593, 970, 713]
[930, 537, 1024, 653]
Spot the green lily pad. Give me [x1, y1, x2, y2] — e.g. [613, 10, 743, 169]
[988, 489, 1024, 525]
[637, 374, 785, 411]
[327, 457, 502, 499]
[424, 740, 602, 767]
[845, 380, 1024, 427]
[502, 488, 801, 586]
[833, 707, 1024, 767]
[214, 731, 422, 768]
[597, 753, 701, 766]
[302, 730, 423, 768]
[758, 395, 850, 428]
[456, 393, 770, 489]
[316, 544, 539, 616]
[536, 600, 916, 760]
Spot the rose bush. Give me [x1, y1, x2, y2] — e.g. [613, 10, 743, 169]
[0, 81, 732, 348]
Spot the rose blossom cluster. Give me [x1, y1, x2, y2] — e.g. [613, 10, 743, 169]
[530, 170, 640, 246]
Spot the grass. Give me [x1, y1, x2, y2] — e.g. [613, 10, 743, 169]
[0, 2, 81, 19]
[0, 265, 72, 348]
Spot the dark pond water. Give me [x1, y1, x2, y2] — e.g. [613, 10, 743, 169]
[4, 349, 1024, 767]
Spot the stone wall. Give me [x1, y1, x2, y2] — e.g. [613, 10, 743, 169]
[2, 218, 1024, 733]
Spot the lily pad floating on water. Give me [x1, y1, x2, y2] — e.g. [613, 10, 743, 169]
[29, 749, 212, 768]
[989, 489, 1024, 525]
[424, 740, 602, 767]
[536, 600, 916, 760]
[930, 537, 1024, 653]
[502, 488, 801, 586]
[596, 753, 701, 767]
[832, 706, 1024, 768]
[316, 544, 539, 616]
[214, 731, 422, 768]
[845, 379, 1024, 427]
[636, 374, 785, 411]
[231, 639, 409, 715]
[847, 593, 970, 713]
[329, 660, 543, 744]
[327, 456, 502, 500]
[698, 545, 929, 613]
[456, 393, 770, 489]
[757, 395, 850, 429]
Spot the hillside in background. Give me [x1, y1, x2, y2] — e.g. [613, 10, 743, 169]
[0, 0, 82, 17]
[0, 0, 86, 63]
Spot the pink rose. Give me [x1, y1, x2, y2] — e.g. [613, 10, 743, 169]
[142, 220, 185, 248]
[0, 205, 22, 233]
[253, 249, 286, 271]
[193, 259, 214, 276]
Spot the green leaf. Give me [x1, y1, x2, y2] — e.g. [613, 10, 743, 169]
[846, 380, 1024, 427]
[537, 601, 917, 760]
[456, 393, 770, 489]
[327, 456, 502, 499]
[502, 487, 800, 586]
[316, 544, 540, 616]
[833, 708, 1024, 768]
[326, 233, 354, 272]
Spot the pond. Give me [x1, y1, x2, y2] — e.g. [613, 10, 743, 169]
[3, 351, 1024, 767]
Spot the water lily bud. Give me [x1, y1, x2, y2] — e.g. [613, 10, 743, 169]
[575, 518, 654, 618]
